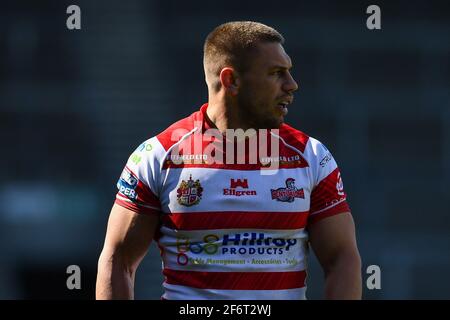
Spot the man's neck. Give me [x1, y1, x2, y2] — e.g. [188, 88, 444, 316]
[206, 99, 252, 133]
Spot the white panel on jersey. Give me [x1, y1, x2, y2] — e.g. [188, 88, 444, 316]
[305, 137, 339, 186]
[160, 168, 312, 213]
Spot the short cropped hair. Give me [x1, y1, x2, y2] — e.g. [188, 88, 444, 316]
[203, 21, 285, 91]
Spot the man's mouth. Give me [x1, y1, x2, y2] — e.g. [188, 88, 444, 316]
[276, 100, 291, 116]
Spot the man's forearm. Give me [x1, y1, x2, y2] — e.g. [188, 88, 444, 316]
[324, 253, 362, 299]
[96, 252, 135, 300]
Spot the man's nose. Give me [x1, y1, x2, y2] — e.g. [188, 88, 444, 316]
[284, 73, 299, 93]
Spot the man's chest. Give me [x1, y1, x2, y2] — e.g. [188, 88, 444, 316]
[158, 168, 313, 213]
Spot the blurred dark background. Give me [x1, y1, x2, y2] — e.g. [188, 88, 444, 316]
[0, 0, 449, 299]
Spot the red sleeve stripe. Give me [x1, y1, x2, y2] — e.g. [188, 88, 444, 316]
[116, 194, 160, 210]
[134, 182, 161, 207]
[308, 201, 350, 224]
[123, 166, 161, 207]
[310, 168, 345, 213]
[310, 197, 348, 216]
[163, 269, 306, 290]
[117, 181, 161, 208]
[115, 197, 160, 216]
[161, 211, 308, 230]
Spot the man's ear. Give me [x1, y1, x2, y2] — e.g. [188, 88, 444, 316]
[219, 67, 240, 95]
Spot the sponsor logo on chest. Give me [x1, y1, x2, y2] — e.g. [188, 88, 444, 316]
[271, 178, 305, 202]
[223, 178, 257, 197]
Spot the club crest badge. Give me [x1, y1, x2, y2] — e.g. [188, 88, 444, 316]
[177, 175, 203, 206]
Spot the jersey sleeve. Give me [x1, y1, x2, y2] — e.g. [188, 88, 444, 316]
[115, 137, 162, 216]
[308, 138, 351, 224]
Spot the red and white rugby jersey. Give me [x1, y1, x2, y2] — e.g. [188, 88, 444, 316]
[115, 103, 351, 300]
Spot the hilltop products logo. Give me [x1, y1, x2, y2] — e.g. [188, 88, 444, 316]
[175, 232, 298, 265]
[177, 175, 203, 206]
[223, 179, 257, 197]
[271, 178, 304, 202]
[221, 232, 297, 254]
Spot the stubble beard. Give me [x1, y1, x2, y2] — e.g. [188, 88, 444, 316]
[237, 95, 282, 130]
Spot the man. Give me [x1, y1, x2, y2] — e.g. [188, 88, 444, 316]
[96, 21, 362, 300]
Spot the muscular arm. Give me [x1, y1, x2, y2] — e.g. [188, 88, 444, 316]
[96, 204, 159, 299]
[308, 212, 362, 299]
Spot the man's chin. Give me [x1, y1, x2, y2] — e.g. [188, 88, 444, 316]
[245, 112, 284, 129]
[263, 117, 283, 129]
[274, 118, 284, 129]
[273, 113, 285, 127]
